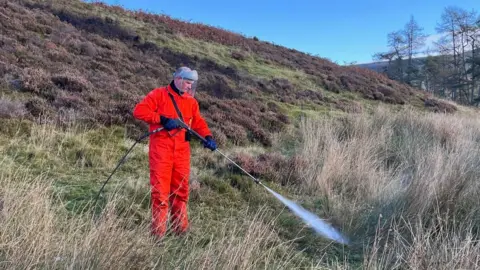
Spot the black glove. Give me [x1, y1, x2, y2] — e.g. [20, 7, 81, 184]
[203, 136, 217, 151]
[160, 116, 180, 131]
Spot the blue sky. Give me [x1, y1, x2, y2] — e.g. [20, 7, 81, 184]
[101, 0, 479, 65]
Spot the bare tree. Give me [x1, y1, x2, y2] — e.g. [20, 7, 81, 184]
[465, 14, 480, 103]
[403, 16, 427, 87]
[435, 7, 467, 101]
[374, 17, 425, 86]
[373, 31, 407, 82]
[436, 7, 480, 103]
[372, 7, 480, 106]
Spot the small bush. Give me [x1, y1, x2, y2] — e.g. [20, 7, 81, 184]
[229, 152, 302, 186]
[19, 67, 54, 94]
[210, 127, 227, 147]
[231, 51, 247, 61]
[260, 113, 286, 133]
[424, 98, 456, 113]
[220, 121, 248, 146]
[0, 97, 27, 118]
[24, 97, 52, 117]
[250, 128, 272, 147]
[271, 78, 293, 91]
[373, 91, 384, 101]
[230, 152, 257, 175]
[53, 93, 88, 110]
[276, 113, 290, 125]
[334, 100, 363, 113]
[376, 84, 394, 97]
[255, 152, 304, 185]
[323, 80, 341, 93]
[51, 71, 91, 93]
[80, 41, 97, 57]
[377, 84, 405, 104]
[295, 89, 324, 103]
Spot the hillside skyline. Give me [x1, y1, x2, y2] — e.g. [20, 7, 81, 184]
[98, 0, 479, 65]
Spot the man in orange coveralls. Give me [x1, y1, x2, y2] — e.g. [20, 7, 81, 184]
[133, 67, 217, 238]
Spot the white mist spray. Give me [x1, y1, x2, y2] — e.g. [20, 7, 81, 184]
[262, 184, 349, 245]
[212, 148, 349, 245]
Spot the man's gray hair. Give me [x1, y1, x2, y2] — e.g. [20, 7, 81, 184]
[173, 67, 198, 81]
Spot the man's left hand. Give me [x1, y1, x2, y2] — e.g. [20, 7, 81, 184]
[203, 136, 217, 151]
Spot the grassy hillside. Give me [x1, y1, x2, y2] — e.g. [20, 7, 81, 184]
[1, 0, 479, 269]
[1, 0, 456, 144]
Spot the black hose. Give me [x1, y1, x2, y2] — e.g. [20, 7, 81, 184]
[92, 127, 164, 209]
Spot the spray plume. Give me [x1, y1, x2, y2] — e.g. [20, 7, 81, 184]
[262, 184, 349, 245]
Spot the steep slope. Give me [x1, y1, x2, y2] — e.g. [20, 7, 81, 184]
[0, 0, 456, 147]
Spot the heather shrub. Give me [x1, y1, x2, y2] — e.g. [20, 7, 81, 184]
[220, 121, 248, 146]
[51, 71, 92, 93]
[0, 97, 27, 118]
[52, 93, 88, 110]
[210, 127, 228, 147]
[231, 51, 247, 61]
[24, 97, 52, 117]
[334, 99, 363, 113]
[229, 152, 302, 186]
[19, 67, 54, 94]
[377, 84, 405, 104]
[424, 98, 456, 113]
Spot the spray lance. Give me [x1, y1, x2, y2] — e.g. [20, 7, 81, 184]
[94, 119, 350, 245]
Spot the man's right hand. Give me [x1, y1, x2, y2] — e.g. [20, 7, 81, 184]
[160, 116, 180, 131]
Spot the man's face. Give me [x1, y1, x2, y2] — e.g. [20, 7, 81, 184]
[174, 78, 196, 96]
[181, 79, 193, 92]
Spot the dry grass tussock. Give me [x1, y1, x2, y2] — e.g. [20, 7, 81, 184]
[296, 105, 480, 269]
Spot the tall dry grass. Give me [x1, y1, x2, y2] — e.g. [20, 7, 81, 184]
[0, 175, 301, 269]
[297, 105, 480, 269]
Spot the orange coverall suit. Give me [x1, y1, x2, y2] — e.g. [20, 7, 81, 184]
[133, 84, 212, 236]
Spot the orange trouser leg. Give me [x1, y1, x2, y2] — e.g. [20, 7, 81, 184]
[170, 144, 190, 234]
[149, 141, 173, 237]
